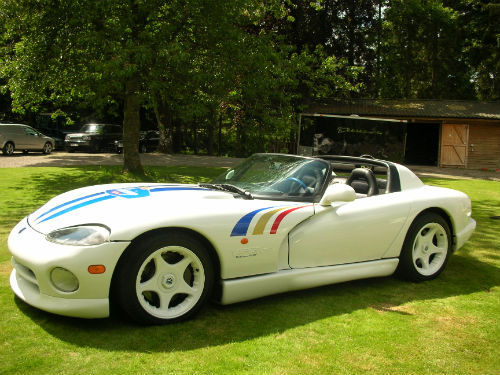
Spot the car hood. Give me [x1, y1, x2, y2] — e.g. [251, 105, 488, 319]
[27, 183, 241, 237]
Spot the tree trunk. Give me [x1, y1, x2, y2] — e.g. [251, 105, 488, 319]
[153, 97, 174, 153]
[288, 121, 296, 154]
[218, 112, 222, 156]
[122, 78, 144, 175]
[174, 122, 182, 153]
[207, 108, 215, 156]
[235, 118, 244, 157]
[192, 122, 198, 155]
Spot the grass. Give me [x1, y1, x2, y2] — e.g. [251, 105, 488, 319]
[0, 166, 499, 375]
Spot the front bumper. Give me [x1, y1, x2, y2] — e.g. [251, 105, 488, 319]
[8, 217, 129, 318]
[455, 218, 476, 251]
[10, 269, 110, 318]
[64, 140, 93, 150]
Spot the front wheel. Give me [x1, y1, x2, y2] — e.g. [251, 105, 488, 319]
[396, 212, 451, 282]
[115, 232, 214, 324]
[43, 142, 53, 154]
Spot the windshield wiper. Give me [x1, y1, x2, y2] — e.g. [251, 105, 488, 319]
[199, 183, 253, 200]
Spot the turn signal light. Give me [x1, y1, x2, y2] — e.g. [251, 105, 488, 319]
[88, 265, 106, 274]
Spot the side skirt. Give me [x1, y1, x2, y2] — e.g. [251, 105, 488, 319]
[220, 258, 399, 305]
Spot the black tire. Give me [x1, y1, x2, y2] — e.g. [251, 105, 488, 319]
[115, 232, 214, 325]
[396, 212, 451, 282]
[3, 142, 15, 156]
[42, 142, 53, 154]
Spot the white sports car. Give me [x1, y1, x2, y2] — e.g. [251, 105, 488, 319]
[8, 154, 476, 324]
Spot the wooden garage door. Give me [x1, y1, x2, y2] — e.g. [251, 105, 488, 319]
[440, 124, 468, 167]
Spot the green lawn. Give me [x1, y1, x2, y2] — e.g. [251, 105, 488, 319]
[0, 166, 499, 375]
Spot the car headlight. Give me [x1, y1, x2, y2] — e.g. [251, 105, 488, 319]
[46, 225, 110, 246]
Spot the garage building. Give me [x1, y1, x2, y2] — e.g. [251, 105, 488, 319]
[302, 99, 500, 170]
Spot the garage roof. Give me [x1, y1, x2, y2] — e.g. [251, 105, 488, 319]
[308, 99, 500, 120]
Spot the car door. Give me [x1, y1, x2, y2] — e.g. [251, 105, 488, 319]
[16, 126, 37, 149]
[288, 192, 411, 268]
[24, 127, 44, 149]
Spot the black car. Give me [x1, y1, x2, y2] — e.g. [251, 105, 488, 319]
[39, 128, 78, 150]
[65, 123, 122, 153]
[114, 130, 159, 154]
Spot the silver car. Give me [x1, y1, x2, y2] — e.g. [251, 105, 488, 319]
[0, 124, 55, 156]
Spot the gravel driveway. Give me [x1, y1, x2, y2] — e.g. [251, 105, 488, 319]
[0, 151, 498, 181]
[0, 151, 243, 169]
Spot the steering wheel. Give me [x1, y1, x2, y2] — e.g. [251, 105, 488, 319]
[285, 177, 308, 192]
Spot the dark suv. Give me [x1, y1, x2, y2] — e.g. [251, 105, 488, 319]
[65, 123, 122, 152]
[114, 130, 160, 154]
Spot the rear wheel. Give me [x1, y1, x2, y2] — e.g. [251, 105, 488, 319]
[116, 232, 214, 324]
[3, 142, 14, 156]
[396, 212, 451, 282]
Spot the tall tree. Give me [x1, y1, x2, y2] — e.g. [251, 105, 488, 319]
[148, 0, 250, 155]
[450, 0, 500, 100]
[276, 0, 379, 97]
[0, 0, 260, 172]
[378, 0, 474, 99]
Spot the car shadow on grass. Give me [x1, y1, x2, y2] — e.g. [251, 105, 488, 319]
[14, 251, 499, 353]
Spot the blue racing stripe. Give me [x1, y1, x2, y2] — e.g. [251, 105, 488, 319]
[38, 195, 116, 223]
[36, 186, 210, 224]
[35, 192, 106, 221]
[230, 207, 274, 237]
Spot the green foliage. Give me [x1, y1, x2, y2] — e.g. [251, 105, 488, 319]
[379, 0, 471, 99]
[378, 0, 500, 100]
[455, 0, 500, 100]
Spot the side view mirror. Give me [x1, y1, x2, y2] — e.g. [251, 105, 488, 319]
[319, 184, 356, 206]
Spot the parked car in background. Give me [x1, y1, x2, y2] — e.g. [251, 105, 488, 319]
[0, 123, 55, 156]
[65, 123, 122, 153]
[114, 130, 160, 154]
[38, 128, 77, 150]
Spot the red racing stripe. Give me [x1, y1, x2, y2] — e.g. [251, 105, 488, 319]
[270, 205, 310, 234]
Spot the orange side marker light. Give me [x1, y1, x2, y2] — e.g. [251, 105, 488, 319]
[88, 265, 106, 274]
[241, 238, 249, 245]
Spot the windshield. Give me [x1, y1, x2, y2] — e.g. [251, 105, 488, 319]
[211, 154, 329, 201]
[80, 124, 104, 134]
